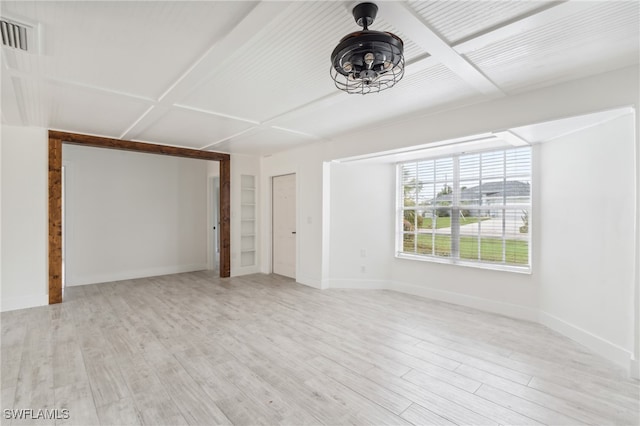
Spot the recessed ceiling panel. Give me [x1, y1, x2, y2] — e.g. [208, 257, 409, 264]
[181, 2, 428, 123]
[136, 107, 256, 149]
[0, 1, 257, 99]
[208, 127, 317, 157]
[278, 64, 481, 138]
[465, 1, 640, 94]
[408, 0, 557, 44]
[47, 81, 153, 138]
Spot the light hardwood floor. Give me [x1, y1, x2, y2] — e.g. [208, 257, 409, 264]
[1, 272, 639, 425]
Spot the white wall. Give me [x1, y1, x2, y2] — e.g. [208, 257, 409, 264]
[1, 126, 49, 311]
[327, 162, 395, 289]
[260, 143, 326, 287]
[538, 114, 636, 367]
[391, 258, 539, 320]
[63, 145, 208, 285]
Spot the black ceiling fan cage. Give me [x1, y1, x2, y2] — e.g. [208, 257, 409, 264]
[330, 2, 405, 95]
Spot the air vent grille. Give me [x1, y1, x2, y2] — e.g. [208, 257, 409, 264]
[1, 19, 28, 51]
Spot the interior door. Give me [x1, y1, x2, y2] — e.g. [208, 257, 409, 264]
[272, 174, 296, 278]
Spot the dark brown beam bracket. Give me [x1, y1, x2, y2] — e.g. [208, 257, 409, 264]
[48, 130, 231, 304]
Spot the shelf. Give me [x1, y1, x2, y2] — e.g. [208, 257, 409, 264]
[240, 174, 256, 267]
[240, 250, 255, 267]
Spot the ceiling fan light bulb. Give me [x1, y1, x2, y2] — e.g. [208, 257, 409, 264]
[364, 52, 375, 65]
[342, 62, 353, 72]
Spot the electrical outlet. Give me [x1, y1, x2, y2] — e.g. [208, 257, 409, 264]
[360, 266, 366, 273]
[360, 249, 366, 257]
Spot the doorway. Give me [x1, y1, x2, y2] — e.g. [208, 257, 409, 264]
[210, 176, 220, 271]
[272, 174, 296, 278]
[48, 130, 231, 304]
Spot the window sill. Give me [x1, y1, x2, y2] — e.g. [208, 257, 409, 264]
[395, 252, 532, 275]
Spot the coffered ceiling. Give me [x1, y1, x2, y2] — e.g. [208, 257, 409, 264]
[1, 1, 638, 156]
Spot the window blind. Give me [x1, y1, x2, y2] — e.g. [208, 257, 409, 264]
[399, 147, 531, 269]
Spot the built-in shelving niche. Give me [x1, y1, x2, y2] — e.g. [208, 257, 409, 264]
[240, 175, 256, 267]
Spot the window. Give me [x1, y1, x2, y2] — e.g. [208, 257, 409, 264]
[398, 147, 531, 271]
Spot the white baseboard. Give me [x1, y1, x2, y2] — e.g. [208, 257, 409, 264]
[231, 265, 261, 277]
[390, 280, 539, 322]
[296, 274, 323, 289]
[631, 357, 640, 379]
[538, 310, 633, 371]
[321, 278, 537, 321]
[0, 294, 48, 312]
[325, 279, 389, 290]
[66, 264, 208, 286]
[322, 278, 634, 374]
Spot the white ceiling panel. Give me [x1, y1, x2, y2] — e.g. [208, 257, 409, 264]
[1, 1, 256, 99]
[278, 64, 480, 138]
[208, 127, 317, 156]
[47, 81, 152, 138]
[1, 1, 637, 156]
[180, 1, 428, 123]
[180, 2, 353, 123]
[465, 1, 640, 94]
[407, 0, 558, 44]
[136, 107, 256, 149]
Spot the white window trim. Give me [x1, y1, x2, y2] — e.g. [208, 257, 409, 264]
[395, 147, 532, 273]
[396, 251, 532, 274]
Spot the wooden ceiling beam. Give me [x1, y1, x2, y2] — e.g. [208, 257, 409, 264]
[49, 130, 229, 161]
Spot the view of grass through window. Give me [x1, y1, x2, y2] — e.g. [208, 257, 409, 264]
[399, 147, 531, 268]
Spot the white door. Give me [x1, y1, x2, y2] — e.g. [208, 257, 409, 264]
[272, 174, 296, 278]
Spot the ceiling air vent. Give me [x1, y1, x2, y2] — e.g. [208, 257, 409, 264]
[1, 18, 30, 51]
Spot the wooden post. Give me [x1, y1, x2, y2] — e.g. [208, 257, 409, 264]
[48, 137, 63, 304]
[219, 158, 231, 277]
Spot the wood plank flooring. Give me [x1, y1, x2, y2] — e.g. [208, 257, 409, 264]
[1, 272, 638, 425]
